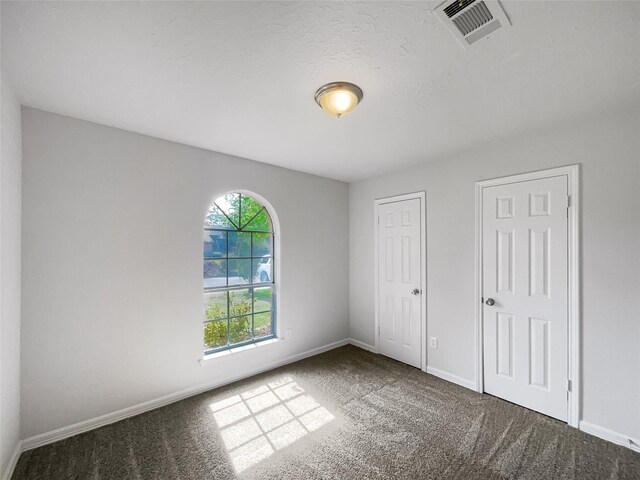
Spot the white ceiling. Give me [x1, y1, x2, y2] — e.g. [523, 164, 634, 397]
[2, 1, 638, 182]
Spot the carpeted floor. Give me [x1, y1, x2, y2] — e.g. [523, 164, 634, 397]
[13, 345, 640, 479]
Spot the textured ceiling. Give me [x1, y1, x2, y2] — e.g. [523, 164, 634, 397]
[2, 1, 639, 182]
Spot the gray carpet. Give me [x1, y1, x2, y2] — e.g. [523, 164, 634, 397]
[12, 345, 640, 479]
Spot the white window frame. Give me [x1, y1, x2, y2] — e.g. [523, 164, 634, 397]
[202, 191, 280, 356]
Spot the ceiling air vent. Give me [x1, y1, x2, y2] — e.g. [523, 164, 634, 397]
[435, 0, 511, 48]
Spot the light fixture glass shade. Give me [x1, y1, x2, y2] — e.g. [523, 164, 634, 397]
[314, 82, 363, 118]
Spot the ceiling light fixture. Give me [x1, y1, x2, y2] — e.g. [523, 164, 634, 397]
[314, 82, 363, 118]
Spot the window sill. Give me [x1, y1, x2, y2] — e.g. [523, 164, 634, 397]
[199, 337, 282, 365]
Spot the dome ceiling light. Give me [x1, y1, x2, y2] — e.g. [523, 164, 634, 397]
[314, 82, 363, 118]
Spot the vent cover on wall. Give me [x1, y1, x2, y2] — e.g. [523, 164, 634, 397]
[435, 0, 511, 48]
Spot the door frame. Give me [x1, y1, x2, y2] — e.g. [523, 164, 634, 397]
[374, 191, 427, 372]
[474, 165, 580, 427]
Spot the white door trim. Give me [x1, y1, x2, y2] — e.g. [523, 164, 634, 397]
[474, 165, 580, 427]
[374, 191, 427, 372]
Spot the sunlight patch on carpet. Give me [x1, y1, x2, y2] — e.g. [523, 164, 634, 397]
[210, 376, 335, 473]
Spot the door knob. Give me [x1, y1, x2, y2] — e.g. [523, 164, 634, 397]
[411, 288, 420, 295]
[485, 298, 495, 306]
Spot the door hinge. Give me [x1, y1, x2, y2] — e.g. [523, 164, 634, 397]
[377, 216, 380, 224]
[567, 379, 572, 392]
[378, 325, 380, 336]
[567, 195, 571, 207]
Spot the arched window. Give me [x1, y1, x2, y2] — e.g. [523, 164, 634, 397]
[203, 193, 275, 354]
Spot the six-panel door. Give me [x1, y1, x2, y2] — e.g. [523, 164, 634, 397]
[482, 175, 568, 421]
[377, 198, 422, 369]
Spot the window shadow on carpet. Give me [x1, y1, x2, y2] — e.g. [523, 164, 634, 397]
[209, 376, 335, 473]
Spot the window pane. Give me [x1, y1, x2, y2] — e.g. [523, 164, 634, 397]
[252, 233, 272, 257]
[203, 230, 226, 258]
[203, 291, 227, 321]
[204, 320, 228, 350]
[204, 204, 236, 230]
[229, 289, 252, 317]
[252, 257, 272, 284]
[244, 208, 271, 232]
[253, 286, 271, 313]
[228, 259, 251, 285]
[204, 259, 227, 288]
[254, 312, 272, 338]
[228, 231, 251, 257]
[230, 316, 252, 344]
[218, 193, 240, 228]
[239, 195, 264, 229]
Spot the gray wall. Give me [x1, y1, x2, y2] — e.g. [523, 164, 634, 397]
[20, 108, 349, 439]
[349, 105, 640, 440]
[17, 103, 640, 446]
[0, 74, 22, 474]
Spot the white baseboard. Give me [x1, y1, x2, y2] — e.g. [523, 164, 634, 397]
[348, 338, 376, 353]
[348, 341, 477, 393]
[2, 440, 22, 480]
[21, 338, 350, 452]
[579, 421, 640, 453]
[426, 366, 477, 391]
[22, 340, 640, 460]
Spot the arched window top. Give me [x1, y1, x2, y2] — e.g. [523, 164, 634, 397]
[205, 193, 272, 233]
